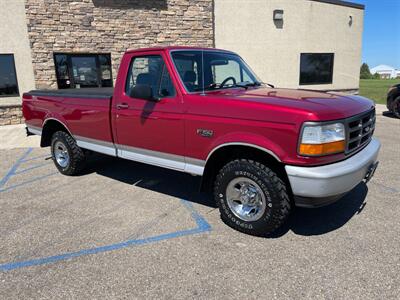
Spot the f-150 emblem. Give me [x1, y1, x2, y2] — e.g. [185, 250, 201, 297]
[197, 129, 214, 137]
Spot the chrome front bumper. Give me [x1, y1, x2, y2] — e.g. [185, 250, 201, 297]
[285, 138, 381, 207]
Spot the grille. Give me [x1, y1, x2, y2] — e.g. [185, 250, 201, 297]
[345, 108, 375, 154]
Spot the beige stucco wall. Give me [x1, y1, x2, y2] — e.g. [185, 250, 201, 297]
[215, 0, 364, 91]
[0, 0, 35, 106]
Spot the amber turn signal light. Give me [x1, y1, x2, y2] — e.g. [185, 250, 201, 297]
[299, 140, 345, 156]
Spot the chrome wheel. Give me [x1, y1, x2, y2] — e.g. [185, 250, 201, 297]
[226, 177, 267, 222]
[54, 141, 70, 168]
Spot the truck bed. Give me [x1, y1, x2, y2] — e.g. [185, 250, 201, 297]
[28, 87, 114, 99]
[24, 87, 115, 149]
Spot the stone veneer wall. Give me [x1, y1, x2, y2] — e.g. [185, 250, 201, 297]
[24, 0, 214, 89]
[0, 105, 24, 126]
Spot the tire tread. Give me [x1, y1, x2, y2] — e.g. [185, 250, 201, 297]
[51, 131, 85, 175]
[214, 159, 291, 236]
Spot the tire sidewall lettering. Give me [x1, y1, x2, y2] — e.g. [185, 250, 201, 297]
[215, 161, 287, 234]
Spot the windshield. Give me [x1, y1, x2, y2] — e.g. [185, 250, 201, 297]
[171, 51, 262, 92]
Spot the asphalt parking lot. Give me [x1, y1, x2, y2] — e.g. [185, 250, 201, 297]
[0, 108, 399, 299]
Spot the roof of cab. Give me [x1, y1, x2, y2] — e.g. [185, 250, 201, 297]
[126, 46, 235, 54]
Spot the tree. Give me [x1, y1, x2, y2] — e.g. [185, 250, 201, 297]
[360, 63, 372, 79]
[372, 73, 381, 80]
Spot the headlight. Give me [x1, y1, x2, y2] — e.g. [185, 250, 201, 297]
[299, 122, 345, 156]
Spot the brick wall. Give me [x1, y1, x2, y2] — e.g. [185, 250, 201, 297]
[0, 105, 24, 126]
[25, 0, 214, 89]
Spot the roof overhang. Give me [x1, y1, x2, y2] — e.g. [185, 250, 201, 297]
[311, 0, 365, 10]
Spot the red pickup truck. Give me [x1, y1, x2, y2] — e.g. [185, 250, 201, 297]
[23, 46, 380, 236]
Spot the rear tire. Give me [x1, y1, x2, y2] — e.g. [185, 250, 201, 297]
[214, 159, 291, 236]
[51, 131, 86, 175]
[391, 96, 400, 118]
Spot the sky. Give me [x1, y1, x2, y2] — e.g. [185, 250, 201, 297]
[353, 0, 400, 68]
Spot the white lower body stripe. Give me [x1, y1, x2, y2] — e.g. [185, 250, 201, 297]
[74, 137, 205, 175]
[26, 126, 205, 175]
[75, 137, 117, 157]
[26, 125, 42, 136]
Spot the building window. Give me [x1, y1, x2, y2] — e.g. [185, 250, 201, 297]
[0, 54, 19, 97]
[54, 53, 113, 89]
[299, 53, 334, 85]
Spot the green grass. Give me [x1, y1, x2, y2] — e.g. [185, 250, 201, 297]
[359, 79, 399, 104]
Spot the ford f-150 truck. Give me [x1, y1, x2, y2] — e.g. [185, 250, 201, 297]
[23, 46, 380, 236]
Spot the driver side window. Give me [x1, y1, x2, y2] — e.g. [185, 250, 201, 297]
[126, 55, 175, 98]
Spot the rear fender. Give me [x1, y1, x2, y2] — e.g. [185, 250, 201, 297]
[40, 115, 73, 147]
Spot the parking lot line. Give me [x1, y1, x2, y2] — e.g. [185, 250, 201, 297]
[20, 154, 51, 163]
[0, 199, 211, 272]
[0, 148, 212, 272]
[14, 162, 52, 175]
[0, 172, 59, 193]
[0, 148, 33, 189]
[0, 148, 56, 193]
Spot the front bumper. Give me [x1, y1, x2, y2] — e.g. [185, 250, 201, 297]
[285, 138, 381, 207]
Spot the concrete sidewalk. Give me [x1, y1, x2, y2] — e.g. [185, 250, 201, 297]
[374, 103, 387, 115]
[0, 124, 40, 149]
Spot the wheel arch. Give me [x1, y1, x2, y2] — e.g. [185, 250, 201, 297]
[41, 118, 73, 147]
[200, 143, 291, 195]
[206, 142, 282, 163]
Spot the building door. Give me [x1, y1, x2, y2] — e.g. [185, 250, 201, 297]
[54, 53, 113, 89]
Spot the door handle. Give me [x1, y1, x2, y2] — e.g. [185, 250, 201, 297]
[116, 103, 129, 110]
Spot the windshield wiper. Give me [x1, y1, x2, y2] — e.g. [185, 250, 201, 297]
[255, 81, 275, 88]
[234, 81, 268, 89]
[234, 82, 251, 89]
[204, 81, 274, 91]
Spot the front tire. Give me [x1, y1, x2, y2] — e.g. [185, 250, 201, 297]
[214, 159, 291, 236]
[51, 131, 86, 175]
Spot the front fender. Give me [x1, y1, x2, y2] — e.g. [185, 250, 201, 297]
[206, 131, 284, 162]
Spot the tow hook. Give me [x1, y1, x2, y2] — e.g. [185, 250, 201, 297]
[364, 162, 379, 183]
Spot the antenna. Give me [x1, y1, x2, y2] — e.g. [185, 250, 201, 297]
[201, 50, 205, 96]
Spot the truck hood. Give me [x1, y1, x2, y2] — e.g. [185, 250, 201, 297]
[208, 87, 375, 120]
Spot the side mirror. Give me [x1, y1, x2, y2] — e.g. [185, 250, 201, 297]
[130, 84, 159, 101]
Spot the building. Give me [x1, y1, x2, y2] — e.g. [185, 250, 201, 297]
[215, 0, 364, 92]
[370, 65, 400, 79]
[0, 0, 36, 126]
[0, 0, 364, 126]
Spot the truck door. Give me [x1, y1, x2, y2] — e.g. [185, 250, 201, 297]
[112, 51, 185, 171]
